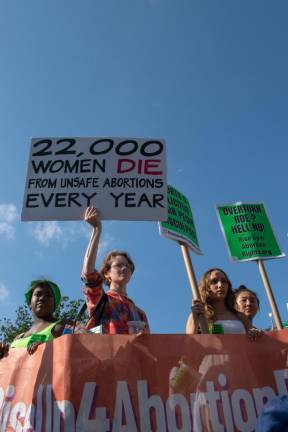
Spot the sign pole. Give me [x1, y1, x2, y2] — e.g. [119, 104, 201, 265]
[257, 259, 283, 330]
[179, 242, 209, 333]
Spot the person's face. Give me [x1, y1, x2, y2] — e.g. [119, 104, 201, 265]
[208, 270, 229, 301]
[30, 285, 55, 318]
[235, 291, 258, 319]
[105, 255, 132, 287]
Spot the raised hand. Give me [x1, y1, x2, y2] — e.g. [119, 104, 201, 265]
[84, 207, 102, 230]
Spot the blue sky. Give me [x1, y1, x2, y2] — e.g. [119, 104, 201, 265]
[0, 0, 287, 333]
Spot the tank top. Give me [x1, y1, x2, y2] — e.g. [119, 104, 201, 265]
[214, 319, 246, 334]
[10, 321, 61, 348]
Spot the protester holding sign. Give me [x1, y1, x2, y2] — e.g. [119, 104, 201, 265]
[234, 285, 260, 324]
[81, 206, 149, 334]
[0, 280, 70, 357]
[186, 269, 260, 339]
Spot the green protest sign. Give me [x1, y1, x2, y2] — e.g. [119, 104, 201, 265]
[159, 185, 202, 254]
[217, 203, 285, 262]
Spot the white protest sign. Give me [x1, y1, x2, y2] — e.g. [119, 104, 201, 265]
[21, 137, 167, 221]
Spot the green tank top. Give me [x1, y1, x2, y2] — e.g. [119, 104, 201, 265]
[10, 321, 61, 349]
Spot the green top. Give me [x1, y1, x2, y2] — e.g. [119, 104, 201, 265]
[10, 321, 61, 349]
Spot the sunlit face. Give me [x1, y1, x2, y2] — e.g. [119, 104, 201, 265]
[235, 291, 258, 319]
[30, 285, 55, 318]
[105, 255, 132, 287]
[208, 270, 229, 301]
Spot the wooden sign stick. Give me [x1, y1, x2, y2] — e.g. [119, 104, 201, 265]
[257, 259, 283, 330]
[179, 242, 209, 333]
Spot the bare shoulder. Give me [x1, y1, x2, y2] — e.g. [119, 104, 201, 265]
[13, 332, 25, 341]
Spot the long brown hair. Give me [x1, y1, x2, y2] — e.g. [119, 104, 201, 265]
[199, 268, 236, 322]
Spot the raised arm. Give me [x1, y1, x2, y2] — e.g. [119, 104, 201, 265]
[82, 207, 102, 275]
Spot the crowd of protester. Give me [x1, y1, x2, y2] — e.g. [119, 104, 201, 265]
[0, 206, 266, 358]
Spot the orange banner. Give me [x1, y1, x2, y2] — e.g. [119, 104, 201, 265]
[0, 331, 288, 431]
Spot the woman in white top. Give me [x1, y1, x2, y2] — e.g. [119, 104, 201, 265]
[186, 268, 260, 339]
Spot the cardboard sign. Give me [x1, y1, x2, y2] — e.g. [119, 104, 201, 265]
[0, 332, 288, 431]
[217, 202, 285, 261]
[21, 137, 167, 221]
[159, 185, 202, 254]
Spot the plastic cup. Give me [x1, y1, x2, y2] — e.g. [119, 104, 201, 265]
[127, 321, 146, 334]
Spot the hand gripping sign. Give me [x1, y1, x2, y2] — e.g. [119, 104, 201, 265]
[21, 137, 167, 221]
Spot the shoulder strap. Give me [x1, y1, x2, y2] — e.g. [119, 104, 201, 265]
[93, 293, 108, 327]
[73, 293, 108, 333]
